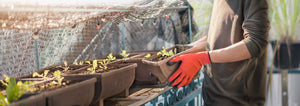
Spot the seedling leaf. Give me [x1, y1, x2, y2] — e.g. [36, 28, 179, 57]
[85, 61, 91, 64]
[144, 53, 151, 58]
[120, 50, 130, 58]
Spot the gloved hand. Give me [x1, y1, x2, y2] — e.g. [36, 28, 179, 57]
[168, 52, 211, 88]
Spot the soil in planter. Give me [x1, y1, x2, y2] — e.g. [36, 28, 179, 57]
[86, 53, 139, 62]
[0, 79, 71, 102]
[76, 63, 128, 75]
[19, 78, 87, 96]
[149, 46, 191, 62]
[21, 64, 89, 79]
[32, 80, 70, 93]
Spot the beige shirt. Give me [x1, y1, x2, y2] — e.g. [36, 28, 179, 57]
[203, 0, 270, 105]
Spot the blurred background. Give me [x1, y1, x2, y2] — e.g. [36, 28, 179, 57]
[0, 0, 299, 105]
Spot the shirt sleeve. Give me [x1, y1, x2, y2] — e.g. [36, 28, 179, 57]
[242, 0, 270, 58]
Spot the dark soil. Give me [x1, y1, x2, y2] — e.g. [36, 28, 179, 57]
[29, 79, 80, 93]
[151, 55, 170, 61]
[77, 64, 125, 74]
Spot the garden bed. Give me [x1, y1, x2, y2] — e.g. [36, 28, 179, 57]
[142, 45, 194, 84]
[62, 62, 137, 106]
[9, 77, 96, 106]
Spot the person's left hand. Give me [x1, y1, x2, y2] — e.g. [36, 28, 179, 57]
[168, 52, 211, 88]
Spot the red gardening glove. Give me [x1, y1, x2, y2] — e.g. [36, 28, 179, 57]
[168, 52, 211, 88]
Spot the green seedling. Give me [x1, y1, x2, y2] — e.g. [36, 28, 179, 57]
[157, 47, 177, 60]
[144, 53, 151, 58]
[32, 70, 50, 79]
[85, 61, 91, 64]
[87, 53, 116, 74]
[17, 81, 37, 93]
[73, 62, 78, 65]
[79, 61, 84, 65]
[120, 50, 130, 59]
[98, 59, 109, 71]
[107, 53, 116, 61]
[87, 60, 98, 74]
[0, 76, 36, 105]
[0, 75, 9, 86]
[62, 61, 69, 72]
[53, 70, 64, 85]
[74, 61, 84, 65]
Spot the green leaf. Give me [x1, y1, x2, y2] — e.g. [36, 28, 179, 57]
[4, 75, 9, 82]
[6, 78, 21, 103]
[53, 71, 64, 85]
[79, 61, 84, 65]
[93, 60, 98, 70]
[0, 93, 8, 105]
[144, 53, 151, 58]
[157, 52, 162, 56]
[107, 53, 116, 61]
[64, 61, 68, 67]
[43, 70, 50, 78]
[87, 68, 93, 71]
[174, 48, 177, 54]
[120, 50, 130, 58]
[32, 72, 43, 78]
[73, 62, 78, 65]
[168, 50, 174, 56]
[85, 61, 91, 64]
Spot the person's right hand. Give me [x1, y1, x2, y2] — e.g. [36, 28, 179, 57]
[168, 52, 211, 88]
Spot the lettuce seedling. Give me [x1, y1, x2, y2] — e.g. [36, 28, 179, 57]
[0, 76, 36, 105]
[156, 47, 177, 60]
[53, 70, 64, 85]
[120, 50, 130, 59]
[87, 60, 98, 74]
[107, 53, 116, 61]
[32, 70, 50, 79]
[144, 53, 151, 58]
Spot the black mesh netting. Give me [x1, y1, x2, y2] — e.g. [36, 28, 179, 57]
[0, 0, 213, 79]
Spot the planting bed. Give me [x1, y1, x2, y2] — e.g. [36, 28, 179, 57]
[142, 45, 194, 84]
[63, 62, 137, 106]
[9, 77, 96, 106]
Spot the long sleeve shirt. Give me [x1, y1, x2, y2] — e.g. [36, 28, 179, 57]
[203, 0, 270, 105]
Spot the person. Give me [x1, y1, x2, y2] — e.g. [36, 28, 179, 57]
[168, 0, 270, 105]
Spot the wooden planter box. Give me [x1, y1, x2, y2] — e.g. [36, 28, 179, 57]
[141, 45, 194, 84]
[270, 41, 300, 69]
[10, 77, 97, 106]
[62, 63, 137, 106]
[20, 63, 90, 78]
[115, 53, 159, 85]
[9, 93, 47, 106]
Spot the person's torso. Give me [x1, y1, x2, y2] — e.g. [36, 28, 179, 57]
[204, 0, 267, 105]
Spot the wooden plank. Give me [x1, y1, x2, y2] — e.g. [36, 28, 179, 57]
[105, 87, 169, 106]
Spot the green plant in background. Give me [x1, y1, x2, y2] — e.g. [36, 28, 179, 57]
[32, 70, 50, 79]
[269, 0, 300, 41]
[120, 50, 130, 59]
[0, 76, 36, 105]
[267, 1, 300, 105]
[0, 78, 21, 105]
[188, 0, 213, 41]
